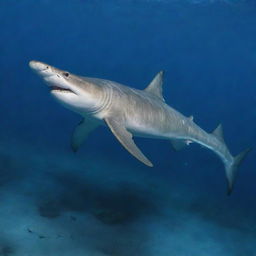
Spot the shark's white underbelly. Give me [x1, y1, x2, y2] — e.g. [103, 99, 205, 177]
[126, 120, 179, 140]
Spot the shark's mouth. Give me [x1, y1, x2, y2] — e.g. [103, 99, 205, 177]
[50, 86, 74, 94]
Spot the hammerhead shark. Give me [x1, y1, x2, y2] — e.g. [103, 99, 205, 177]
[29, 60, 250, 194]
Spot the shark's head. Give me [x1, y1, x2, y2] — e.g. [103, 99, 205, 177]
[29, 60, 103, 115]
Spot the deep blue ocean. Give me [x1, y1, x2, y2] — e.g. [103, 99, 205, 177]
[0, 0, 256, 255]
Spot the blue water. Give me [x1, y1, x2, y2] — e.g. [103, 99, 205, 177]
[0, 0, 256, 255]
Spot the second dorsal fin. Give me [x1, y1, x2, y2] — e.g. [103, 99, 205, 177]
[144, 71, 164, 101]
[212, 124, 224, 142]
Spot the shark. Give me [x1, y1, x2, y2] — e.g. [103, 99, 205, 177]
[29, 60, 250, 194]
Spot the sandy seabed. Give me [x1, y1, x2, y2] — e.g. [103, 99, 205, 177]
[0, 140, 255, 256]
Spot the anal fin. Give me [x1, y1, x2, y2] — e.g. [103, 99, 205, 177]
[171, 139, 192, 151]
[104, 118, 153, 167]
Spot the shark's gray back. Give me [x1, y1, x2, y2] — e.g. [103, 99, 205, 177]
[83, 77, 235, 164]
[81, 76, 196, 139]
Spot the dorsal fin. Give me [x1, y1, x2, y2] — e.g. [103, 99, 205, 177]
[144, 71, 164, 101]
[212, 124, 224, 142]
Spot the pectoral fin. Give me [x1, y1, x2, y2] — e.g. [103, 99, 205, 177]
[104, 118, 153, 167]
[71, 118, 99, 152]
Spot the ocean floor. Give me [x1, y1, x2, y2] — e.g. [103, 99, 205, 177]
[0, 140, 255, 256]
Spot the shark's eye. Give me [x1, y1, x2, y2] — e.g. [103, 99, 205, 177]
[63, 72, 69, 77]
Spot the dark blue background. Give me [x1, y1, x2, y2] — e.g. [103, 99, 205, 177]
[0, 0, 255, 201]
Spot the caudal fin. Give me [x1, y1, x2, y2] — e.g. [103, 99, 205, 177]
[226, 148, 251, 195]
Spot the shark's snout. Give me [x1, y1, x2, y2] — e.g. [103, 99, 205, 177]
[29, 60, 50, 72]
[29, 60, 55, 80]
[29, 60, 78, 97]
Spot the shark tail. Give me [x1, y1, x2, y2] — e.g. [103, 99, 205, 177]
[226, 148, 251, 195]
